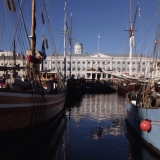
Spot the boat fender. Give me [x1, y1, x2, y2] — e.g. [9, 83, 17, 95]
[140, 120, 151, 131]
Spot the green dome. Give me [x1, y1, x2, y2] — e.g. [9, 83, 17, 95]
[75, 41, 83, 46]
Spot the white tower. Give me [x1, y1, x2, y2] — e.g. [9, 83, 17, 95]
[74, 41, 83, 54]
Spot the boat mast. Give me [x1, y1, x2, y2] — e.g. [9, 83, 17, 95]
[128, 1, 140, 76]
[30, 0, 36, 69]
[69, 13, 72, 79]
[63, 2, 67, 80]
[129, 0, 133, 76]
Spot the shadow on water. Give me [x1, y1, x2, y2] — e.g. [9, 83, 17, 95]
[125, 122, 160, 160]
[65, 92, 84, 108]
[0, 112, 67, 160]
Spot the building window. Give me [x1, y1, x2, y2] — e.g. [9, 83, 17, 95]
[106, 67, 110, 70]
[117, 67, 120, 71]
[117, 62, 120, 64]
[83, 61, 85, 64]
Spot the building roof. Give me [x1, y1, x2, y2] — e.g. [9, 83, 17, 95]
[75, 41, 83, 46]
[47, 53, 149, 58]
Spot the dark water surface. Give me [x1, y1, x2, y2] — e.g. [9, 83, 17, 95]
[54, 93, 159, 160]
[59, 93, 128, 160]
[1, 93, 159, 160]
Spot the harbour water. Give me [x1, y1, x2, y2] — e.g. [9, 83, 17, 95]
[54, 93, 159, 160]
[56, 93, 128, 160]
[1, 93, 159, 160]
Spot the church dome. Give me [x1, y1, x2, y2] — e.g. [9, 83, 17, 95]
[75, 41, 83, 46]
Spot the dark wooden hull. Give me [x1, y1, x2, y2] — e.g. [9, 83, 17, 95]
[118, 83, 140, 96]
[0, 91, 66, 132]
[67, 79, 82, 96]
[83, 83, 116, 94]
[0, 111, 67, 158]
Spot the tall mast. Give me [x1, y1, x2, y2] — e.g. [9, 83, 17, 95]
[129, 0, 133, 76]
[128, 1, 140, 76]
[63, 2, 67, 80]
[69, 13, 72, 79]
[30, 0, 36, 69]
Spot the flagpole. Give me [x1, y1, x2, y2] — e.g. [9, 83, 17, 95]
[98, 34, 100, 53]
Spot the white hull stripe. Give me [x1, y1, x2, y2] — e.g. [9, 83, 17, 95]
[0, 98, 65, 108]
[0, 91, 65, 98]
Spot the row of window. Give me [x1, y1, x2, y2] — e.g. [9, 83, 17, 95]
[44, 61, 154, 65]
[44, 66, 152, 71]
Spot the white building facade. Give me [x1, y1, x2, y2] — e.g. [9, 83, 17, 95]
[0, 40, 159, 80]
[42, 52, 160, 80]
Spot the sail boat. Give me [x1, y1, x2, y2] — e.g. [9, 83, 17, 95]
[124, 39, 160, 155]
[117, 1, 141, 96]
[63, 3, 82, 98]
[124, 1, 160, 154]
[0, 0, 66, 155]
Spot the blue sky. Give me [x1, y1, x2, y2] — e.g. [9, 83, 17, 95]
[0, 0, 159, 57]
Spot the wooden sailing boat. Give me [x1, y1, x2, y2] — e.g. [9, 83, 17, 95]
[0, 0, 66, 156]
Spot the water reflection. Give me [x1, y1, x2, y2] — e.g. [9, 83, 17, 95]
[68, 93, 125, 137]
[0, 113, 66, 160]
[55, 93, 129, 160]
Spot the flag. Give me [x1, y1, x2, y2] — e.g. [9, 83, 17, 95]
[98, 34, 100, 38]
